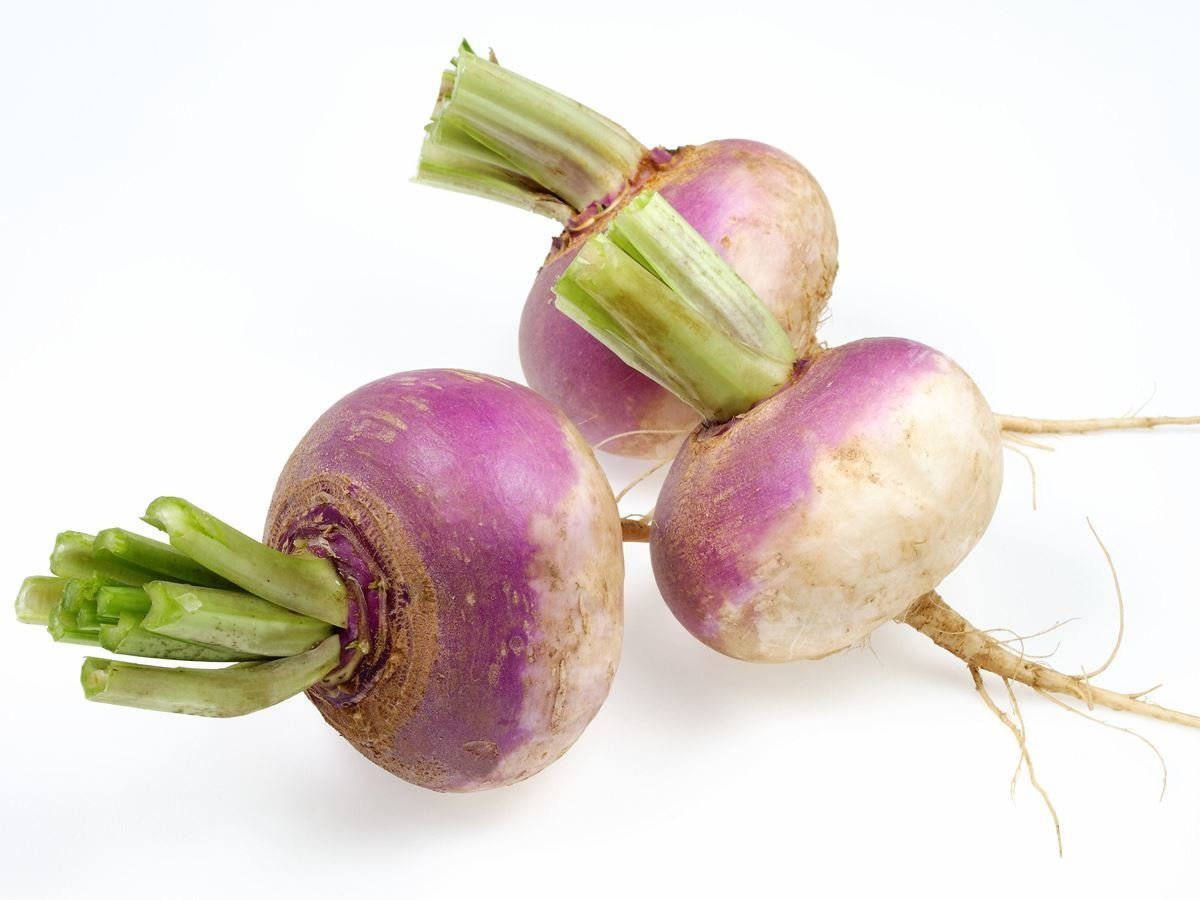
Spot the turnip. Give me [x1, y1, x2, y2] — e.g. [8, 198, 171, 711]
[554, 190, 1200, 729]
[416, 42, 838, 458]
[14, 370, 623, 792]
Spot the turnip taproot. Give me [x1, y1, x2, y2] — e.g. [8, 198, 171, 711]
[555, 191, 1200, 728]
[14, 369, 623, 792]
[417, 42, 838, 457]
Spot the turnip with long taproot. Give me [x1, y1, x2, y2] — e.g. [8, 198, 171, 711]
[555, 190, 1200, 728]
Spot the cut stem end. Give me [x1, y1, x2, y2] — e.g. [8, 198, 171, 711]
[415, 41, 646, 218]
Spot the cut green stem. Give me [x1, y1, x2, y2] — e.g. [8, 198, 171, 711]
[416, 41, 646, 217]
[141, 581, 335, 657]
[81, 635, 342, 717]
[47, 604, 100, 646]
[16, 576, 67, 625]
[59, 579, 104, 627]
[94, 528, 233, 589]
[99, 611, 263, 663]
[47, 580, 105, 644]
[50, 532, 156, 585]
[144, 497, 347, 627]
[95, 585, 151, 621]
[49, 528, 228, 588]
[20, 497, 353, 719]
[76, 600, 102, 631]
[554, 191, 796, 422]
[417, 139, 572, 222]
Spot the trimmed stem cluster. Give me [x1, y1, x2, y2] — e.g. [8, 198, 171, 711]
[415, 41, 647, 221]
[553, 191, 796, 422]
[14, 498, 346, 717]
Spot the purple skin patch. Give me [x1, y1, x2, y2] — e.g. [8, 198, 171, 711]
[266, 370, 623, 791]
[651, 339, 971, 654]
[519, 250, 698, 457]
[520, 139, 839, 459]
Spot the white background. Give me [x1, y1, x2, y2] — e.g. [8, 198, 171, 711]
[2, 1, 1199, 896]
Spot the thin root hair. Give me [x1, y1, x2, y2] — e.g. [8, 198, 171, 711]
[1004, 432, 1057, 453]
[1127, 383, 1158, 418]
[1080, 518, 1124, 682]
[593, 428, 689, 451]
[615, 457, 671, 503]
[1034, 687, 1168, 802]
[970, 666, 1063, 856]
[1002, 442, 1040, 511]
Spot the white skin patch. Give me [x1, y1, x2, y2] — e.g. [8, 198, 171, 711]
[714, 360, 1003, 661]
[483, 439, 623, 785]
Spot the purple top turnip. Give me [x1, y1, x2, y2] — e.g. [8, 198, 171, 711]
[652, 337, 1002, 661]
[268, 369, 623, 790]
[553, 190, 1200, 732]
[417, 43, 838, 457]
[521, 140, 838, 457]
[15, 370, 623, 792]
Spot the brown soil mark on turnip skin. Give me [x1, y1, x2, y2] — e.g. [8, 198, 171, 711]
[833, 439, 882, 485]
[462, 739, 499, 758]
[266, 473, 441, 786]
[522, 425, 624, 748]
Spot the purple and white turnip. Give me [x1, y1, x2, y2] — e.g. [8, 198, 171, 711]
[555, 190, 1200, 729]
[417, 42, 838, 457]
[14, 47, 1200, 814]
[651, 336, 1002, 662]
[15, 370, 623, 792]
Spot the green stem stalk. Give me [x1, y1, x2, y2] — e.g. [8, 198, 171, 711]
[417, 140, 571, 222]
[94, 528, 233, 589]
[50, 532, 157, 585]
[95, 585, 151, 621]
[19, 496, 354, 720]
[415, 41, 646, 217]
[140, 581, 335, 657]
[81, 635, 342, 717]
[99, 611, 263, 663]
[15, 576, 67, 625]
[59, 579, 103, 625]
[554, 191, 796, 422]
[144, 497, 347, 627]
[47, 605, 100, 646]
[76, 600, 101, 631]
